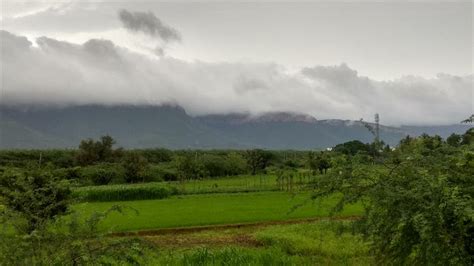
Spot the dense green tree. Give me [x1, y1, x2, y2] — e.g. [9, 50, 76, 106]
[122, 152, 149, 183]
[333, 140, 370, 156]
[311, 136, 474, 264]
[461, 128, 474, 145]
[75, 135, 122, 166]
[307, 152, 331, 174]
[244, 149, 272, 175]
[447, 133, 462, 147]
[0, 169, 71, 234]
[175, 154, 206, 181]
[225, 152, 248, 175]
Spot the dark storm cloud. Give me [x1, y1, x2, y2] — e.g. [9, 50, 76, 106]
[118, 9, 181, 42]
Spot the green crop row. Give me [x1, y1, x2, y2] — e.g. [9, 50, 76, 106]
[73, 184, 179, 202]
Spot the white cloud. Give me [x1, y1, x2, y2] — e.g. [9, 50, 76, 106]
[1, 30, 472, 126]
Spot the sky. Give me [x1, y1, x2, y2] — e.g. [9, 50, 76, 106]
[0, 0, 473, 125]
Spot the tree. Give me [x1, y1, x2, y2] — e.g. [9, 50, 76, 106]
[122, 152, 149, 183]
[75, 135, 122, 166]
[307, 152, 331, 174]
[244, 149, 272, 175]
[175, 154, 206, 181]
[333, 140, 370, 156]
[311, 136, 474, 264]
[461, 128, 474, 145]
[0, 169, 71, 234]
[446, 133, 462, 147]
[0, 168, 153, 265]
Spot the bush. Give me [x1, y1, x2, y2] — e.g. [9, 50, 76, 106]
[0, 168, 71, 233]
[0, 205, 158, 265]
[90, 169, 116, 185]
[53, 167, 82, 180]
[147, 164, 177, 181]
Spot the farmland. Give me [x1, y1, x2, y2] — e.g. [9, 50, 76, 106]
[1, 130, 473, 265]
[73, 191, 362, 232]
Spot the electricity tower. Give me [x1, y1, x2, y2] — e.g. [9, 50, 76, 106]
[360, 113, 380, 146]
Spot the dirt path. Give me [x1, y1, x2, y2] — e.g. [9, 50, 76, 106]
[111, 216, 360, 237]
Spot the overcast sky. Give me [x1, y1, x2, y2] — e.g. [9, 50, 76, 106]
[1, 0, 473, 125]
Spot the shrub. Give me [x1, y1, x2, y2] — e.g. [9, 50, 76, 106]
[53, 167, 82, 180]
[0, 205, 158, 265]
[147, 164, 177, 181]
[0, 168, 71, 234]
[90, 169, 115, 185]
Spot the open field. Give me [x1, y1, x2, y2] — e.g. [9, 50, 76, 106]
[129, 220, 372, 265]
[2, 131, 472, 264]
[74, 191, 363, 232]
[73, 174, 316, 202]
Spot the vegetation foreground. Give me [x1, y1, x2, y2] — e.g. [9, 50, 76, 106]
[0, 126, 473, 265]
[73, 192, 362, 232]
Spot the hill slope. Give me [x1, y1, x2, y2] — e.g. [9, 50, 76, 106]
[0, 105, 470, 149]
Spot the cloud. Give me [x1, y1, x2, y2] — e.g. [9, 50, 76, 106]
[1, 30, 472, 126]
[118, 9, 180, 42]
[118, 9, 180, 56]
[2, 2, 118, 33]
[233, 76, 269, 94]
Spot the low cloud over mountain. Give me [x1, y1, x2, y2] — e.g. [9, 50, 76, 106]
[1, 29, 472, 125]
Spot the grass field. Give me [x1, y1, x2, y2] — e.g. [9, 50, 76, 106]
[74, 191, 362, 232]
[73, 174, 316, 202]
[133, 220, 372, 265]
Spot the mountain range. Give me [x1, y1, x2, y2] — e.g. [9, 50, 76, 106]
[0, 105, 471, 149]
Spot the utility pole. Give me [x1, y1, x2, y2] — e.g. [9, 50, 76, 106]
[374, 113, 380, 146]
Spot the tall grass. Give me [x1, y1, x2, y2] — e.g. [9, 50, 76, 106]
[73, 183, 179, 202]
[149, 221, 372, 265]
[255, 221, 371, 264]
[73, 174, 318, 202]
[155, 247, 300, 266]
